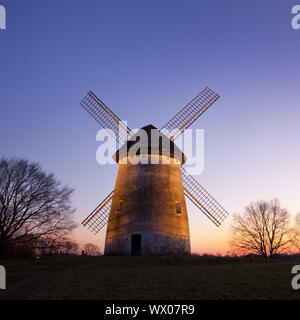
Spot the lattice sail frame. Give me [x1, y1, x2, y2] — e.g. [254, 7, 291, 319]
[80, 91, 134, 146]
[181, 167, 229, 227]
[82, 190, 114, 234]
[160, 87, 220, 141]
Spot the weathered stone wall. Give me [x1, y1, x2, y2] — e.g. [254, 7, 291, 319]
[104, 155, 190, 255]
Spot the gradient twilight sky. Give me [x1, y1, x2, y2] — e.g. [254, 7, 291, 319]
[0, 0, 299, 254]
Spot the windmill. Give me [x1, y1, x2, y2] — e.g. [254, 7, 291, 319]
[80, 88, 229, 255]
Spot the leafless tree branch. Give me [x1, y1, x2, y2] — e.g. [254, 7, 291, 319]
[0, 157, 77, 256]
[230, 199, 297, 258]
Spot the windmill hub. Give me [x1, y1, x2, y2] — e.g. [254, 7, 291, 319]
[113, 124, 186, 165]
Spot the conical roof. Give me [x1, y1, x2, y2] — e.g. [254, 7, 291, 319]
[113, 124, 186, 164]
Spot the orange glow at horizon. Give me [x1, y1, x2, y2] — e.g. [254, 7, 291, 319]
[73, 209, 233, 255]
[74, 200, 300, 256]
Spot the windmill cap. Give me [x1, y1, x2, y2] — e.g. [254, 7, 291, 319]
[113, 124, 186, 164]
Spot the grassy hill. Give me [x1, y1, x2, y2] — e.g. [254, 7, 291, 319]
[0, 255, 300, 300]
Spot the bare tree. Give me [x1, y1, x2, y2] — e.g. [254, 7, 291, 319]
[0, 157, 76, 256]
[63, 240, 79, 255]
[84, 243, 101, 256]
[294, 213, 300, 252]
[230, 199, 296, 258]
[34, 237, 79, 255]
[295, 213, 300, 231]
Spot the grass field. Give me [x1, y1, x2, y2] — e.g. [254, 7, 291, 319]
[0, 255, 300, 300]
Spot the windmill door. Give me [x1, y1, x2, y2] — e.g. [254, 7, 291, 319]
[131, 234, 142, 256]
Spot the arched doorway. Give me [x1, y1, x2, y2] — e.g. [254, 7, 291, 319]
[131, 234, 142, 256]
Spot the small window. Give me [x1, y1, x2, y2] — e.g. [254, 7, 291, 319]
[116, 200, 123, 213]
[176, 201, 181, 214]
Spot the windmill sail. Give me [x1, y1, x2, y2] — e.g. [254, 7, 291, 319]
[181, 167, 229, 227]
[80, 88, 230, 245]
[161, 87, 220, 141]
[80, 91, 134, 146]
[82, 190, 114, 234]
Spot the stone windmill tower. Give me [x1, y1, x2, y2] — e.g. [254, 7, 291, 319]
[80, 88, 229, 255]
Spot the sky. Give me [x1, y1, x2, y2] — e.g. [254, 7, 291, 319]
[0, 0, 299, 254]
